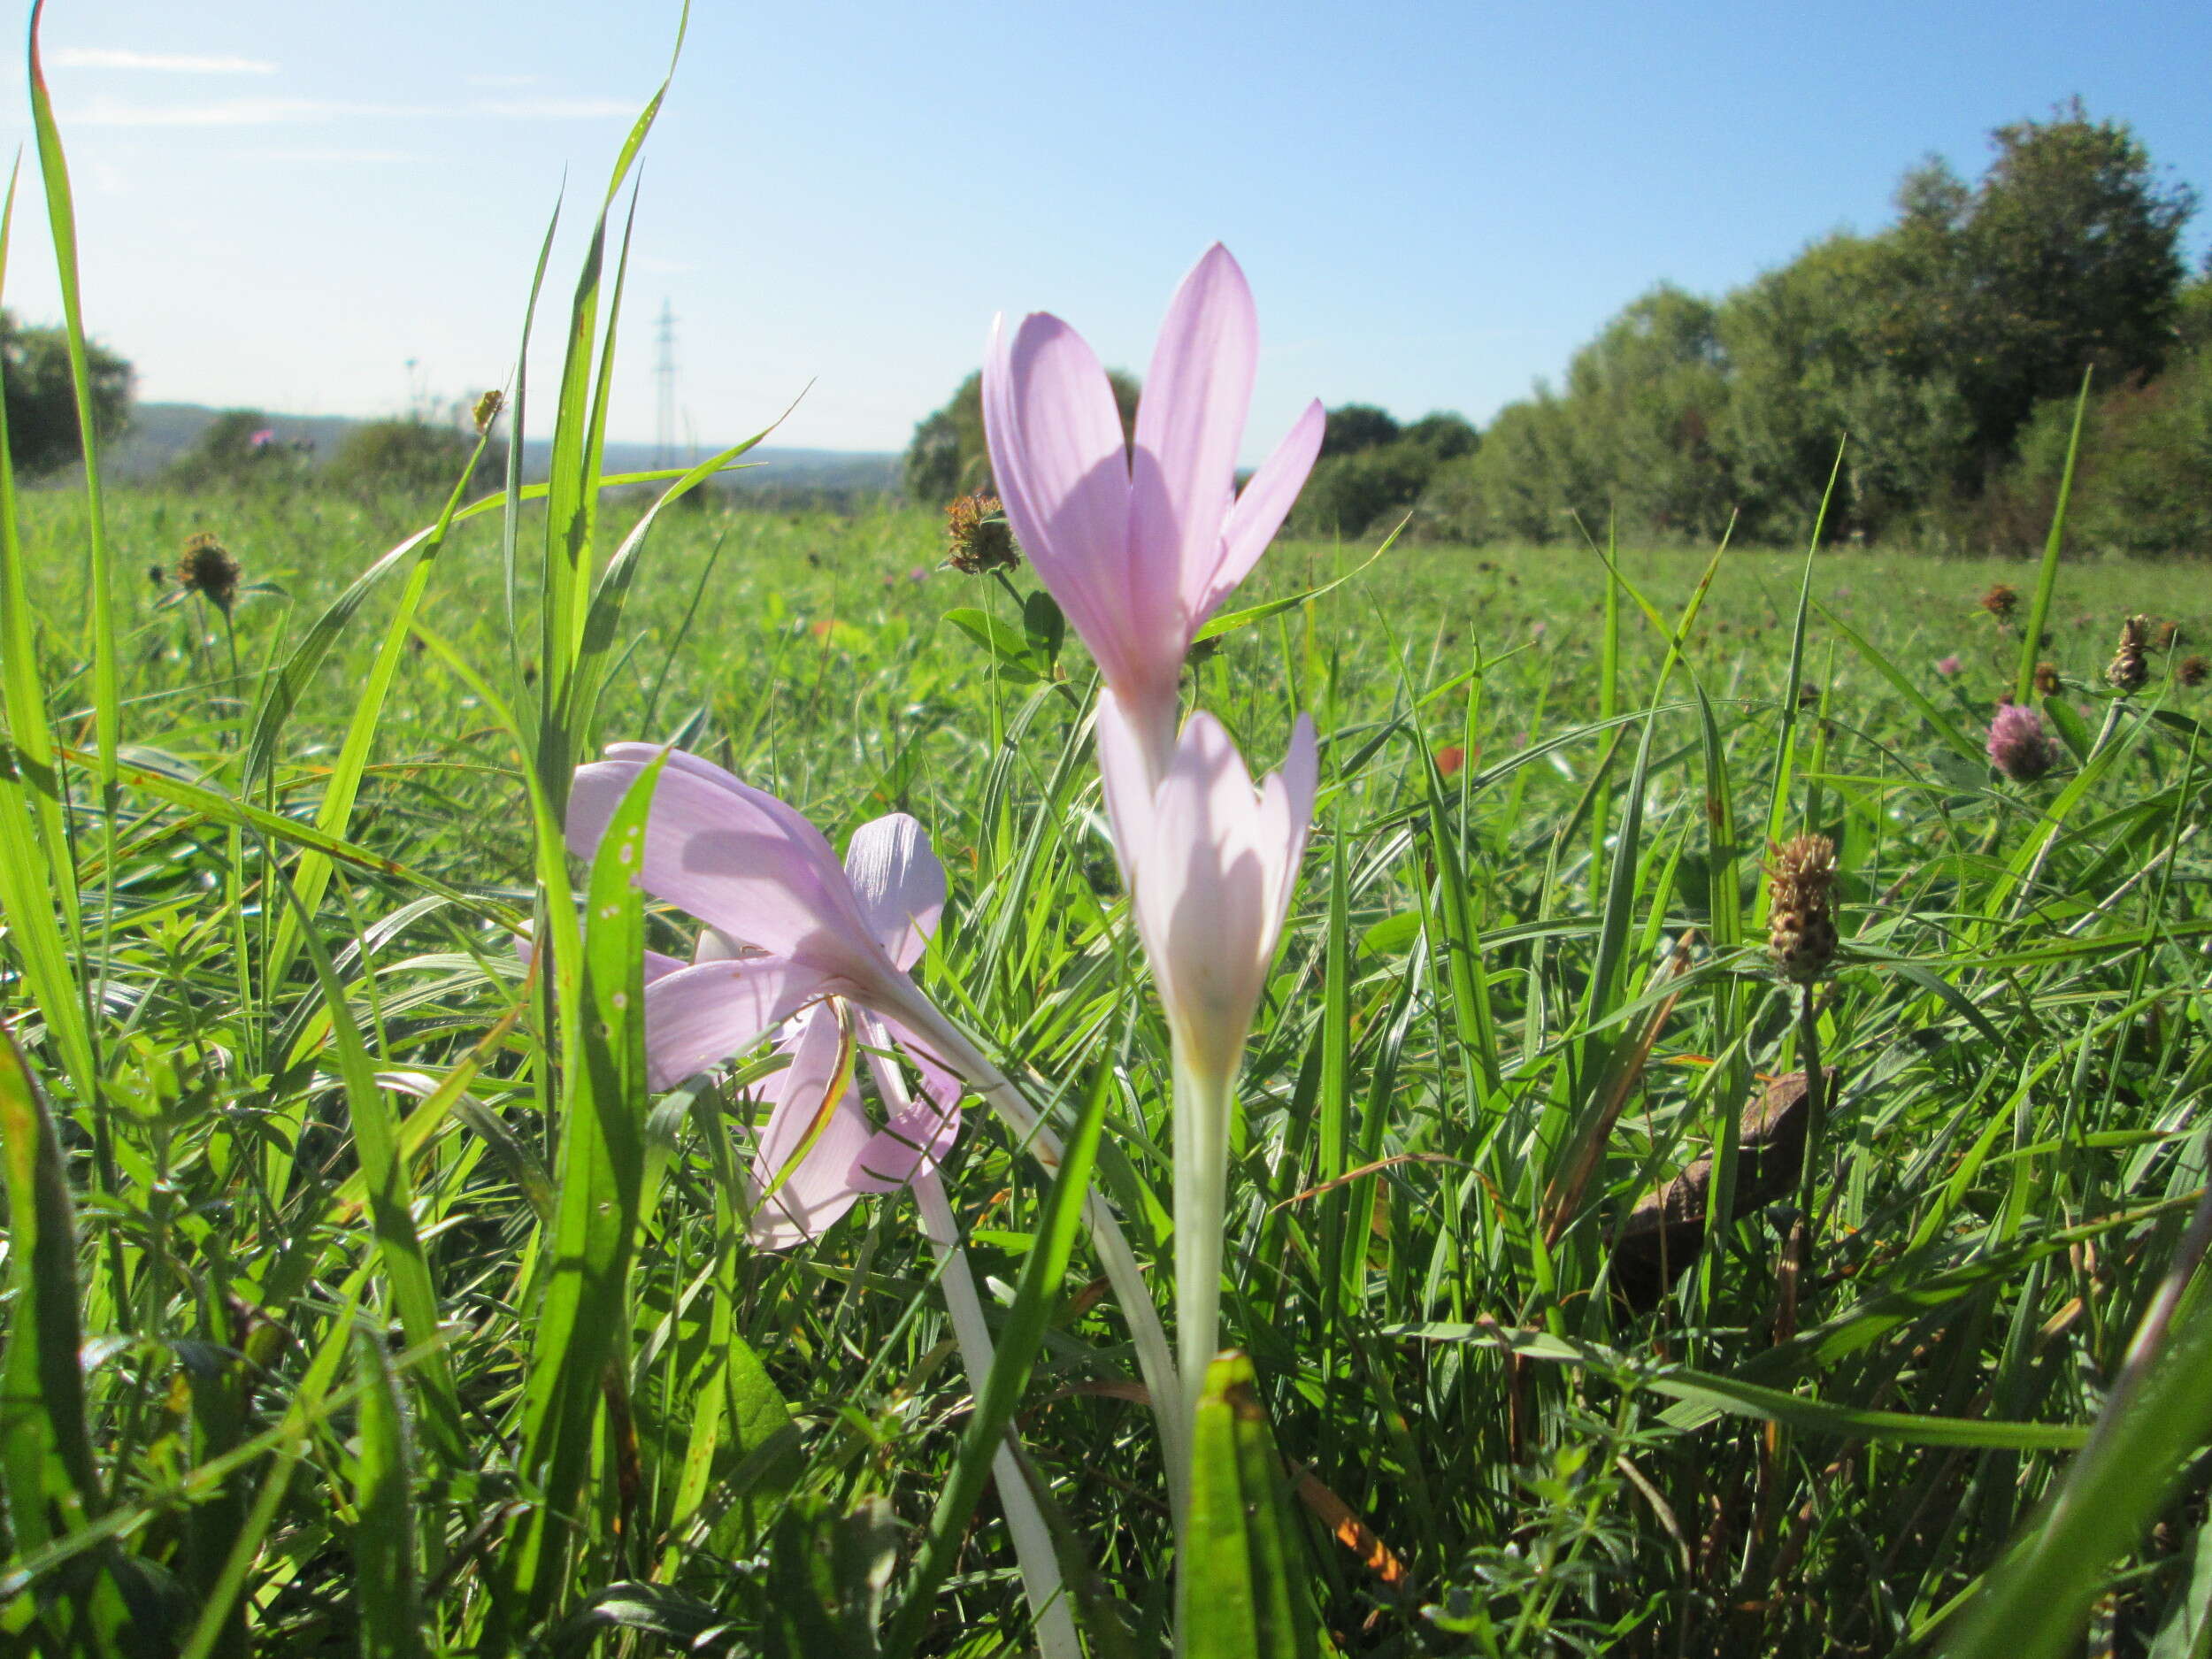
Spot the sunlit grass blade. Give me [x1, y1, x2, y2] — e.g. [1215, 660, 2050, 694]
[497, 750, 660, 1632]
[353, 1329, 430, 1659]
[2012, 367, 2092, 707]
[0, 1027, 104, 1549]
[26, 1, 115, 782]
[1179, 1351, 1318, 1659]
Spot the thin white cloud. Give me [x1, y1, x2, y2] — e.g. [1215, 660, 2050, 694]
[73, 96, 430, 127]
[71, 96, 633, 127]
[53, 47, 279, 74]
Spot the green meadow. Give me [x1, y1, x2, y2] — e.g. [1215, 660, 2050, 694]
[4, 471, 2209, 1655]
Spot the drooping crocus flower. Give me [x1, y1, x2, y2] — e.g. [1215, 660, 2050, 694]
[983, 244, 1325, 783]
[566, 744, 949, 1081]
[565, 746, 1079, 1655]
[565, 747, 961, 1233]
[563, 742, 1185, 1483]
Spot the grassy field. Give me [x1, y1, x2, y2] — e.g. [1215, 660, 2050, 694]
[3, 459, 2209, 1656]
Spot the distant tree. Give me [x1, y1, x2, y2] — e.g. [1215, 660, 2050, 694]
[323, 417, 488, 499]
[1559, 284, 1734, 539]
[1402, 411, 1479, 459]
[903, 368, 1140, 505]
[1317, 403, 1400, 458]
[0, 310, 133, 477]
[164, 409, 313, 492]
[1420, 394, 1593, 544]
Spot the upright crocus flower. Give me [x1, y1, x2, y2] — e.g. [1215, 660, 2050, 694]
[1099, 707, 1318, 1428]
[983, 243, 1325, 782]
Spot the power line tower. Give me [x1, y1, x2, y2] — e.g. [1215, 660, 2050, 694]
[653, 298, 679, 469]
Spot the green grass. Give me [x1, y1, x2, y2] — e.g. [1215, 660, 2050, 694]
[3, 471, 2208, 1655]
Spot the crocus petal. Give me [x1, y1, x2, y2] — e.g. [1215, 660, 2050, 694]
[746, 1008, 872, 1248]
[567, 755, 883, 979]
[1198, 398, 1326, 627]
[1128, 713, 1315, 1086]
[983, 311, 1138, 687]
[1132, 244, 1256, 641]
[844, 814, 946, 972]
[640, 956, 827, 1090]
[849, 1012, 964, 1194]
[1094, 690, 1160, 878]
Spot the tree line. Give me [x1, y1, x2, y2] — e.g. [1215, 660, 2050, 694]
[907, 104, 2208, 557]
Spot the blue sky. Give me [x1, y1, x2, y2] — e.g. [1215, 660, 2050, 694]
[5, 0, 2208, 457]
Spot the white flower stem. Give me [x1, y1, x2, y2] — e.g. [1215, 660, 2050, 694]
[1171, 1054, 1234, 1447]
[910, 1168, 1082, 1659]
[901, 1003, 1190, 1520]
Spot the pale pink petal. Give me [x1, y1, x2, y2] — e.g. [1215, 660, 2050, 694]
[849, 1012, 964, 1194]
[1094, 691, 1162, 883]
[1133, 245, 1256, 641]
[639, 956, 827, 1090]
[843, 814, 946, 972]
[1133, 712, 1315, 1085]
[983, 311, 1136, 684]
[1199, 399, 1326, 626]
[567, 758, 881, 978]
[746, 1008, 872, 1248]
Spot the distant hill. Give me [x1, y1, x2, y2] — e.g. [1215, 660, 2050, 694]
[103, 403, 902, 497]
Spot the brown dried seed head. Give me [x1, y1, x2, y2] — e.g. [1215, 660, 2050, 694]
[2033, 661, 2061, 697]
[943, 490, 1020, 575]
[2107, 614, 2149, 695]
[1980, 583, 2019, 623]
[175, 533, 241, 614]
[2154, 618, 2179, 650]
[1767, 833, 1839, 983]
[2180, 655, 2209, 689]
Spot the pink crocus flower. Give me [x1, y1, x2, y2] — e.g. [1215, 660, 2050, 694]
[565, 745, 962, 1241]
[983, 243, 1325, 782]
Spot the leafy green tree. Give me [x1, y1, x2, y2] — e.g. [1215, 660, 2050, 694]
[1402, 411, 1479, 459]
[0, 310, 132, 477]
[1560, 284, 1733, 540]
[903, 368, 1139, 505]
[1422, 394, 1594, 544]
[1317, 403, 1400, 458]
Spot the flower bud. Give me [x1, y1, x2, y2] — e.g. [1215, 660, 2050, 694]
[1767, 834, 1838, 984]
[942, 490, 1020, 575]
[176, 533, 241, 615]
[2107, 614, 2149, 695]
